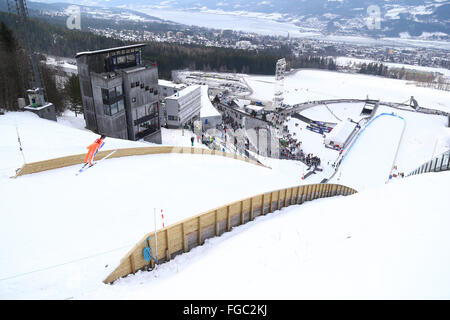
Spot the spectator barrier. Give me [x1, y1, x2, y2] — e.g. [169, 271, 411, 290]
[14, 146, 269, 178]
[407, 149, 450, 177]
[103, 183, 357, 284]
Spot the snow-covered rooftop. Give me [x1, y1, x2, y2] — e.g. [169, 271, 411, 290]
[165, 84, 201, 101]
[233, 99, 251, 109]
[158, 79, 186, 90]
[200, 85, 221, 118]
[245, 104, 264, 112]
[325, 118, 357, 145]
[75, 43, 146, 58]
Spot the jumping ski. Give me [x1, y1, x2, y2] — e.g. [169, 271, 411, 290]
[76, 162, 90, 176]
[76, 149, 117, 176]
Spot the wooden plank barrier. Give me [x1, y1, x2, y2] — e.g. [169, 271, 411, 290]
[103, 183, 357, 284]
[14, 146, 268, 178]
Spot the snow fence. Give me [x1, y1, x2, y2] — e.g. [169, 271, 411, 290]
[407, 149, 450, 177]
[13, 146, 268, 177]
[104, 183, 357, 284]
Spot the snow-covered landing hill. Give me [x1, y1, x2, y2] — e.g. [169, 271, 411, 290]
[0, 110, 449, 299]
[0, 111, 306, 299]
[56, 171, 450, 299]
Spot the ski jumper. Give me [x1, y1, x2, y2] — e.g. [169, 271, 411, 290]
[85, 138, 104, 165]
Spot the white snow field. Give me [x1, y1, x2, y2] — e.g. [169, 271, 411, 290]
[336, 56, 450, 79]
[245, 69, 450, 113]
[300, 102, 367, 123]
[0, 110, 449, 299]
[71, 171, 450, 299]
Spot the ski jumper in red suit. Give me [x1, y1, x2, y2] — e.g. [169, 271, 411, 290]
[85, 136, 105, 165]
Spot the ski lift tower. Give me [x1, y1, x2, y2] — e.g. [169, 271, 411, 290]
[272, 58, 286, 110]
[11, 0, 56, 121]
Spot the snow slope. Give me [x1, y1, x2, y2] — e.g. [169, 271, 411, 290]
[0, 111, 212, 179]
[373, 105, 450, 174]
[0, 111, 307, 299]
[0, 153, 303, 299]
[80, 171, 450, 299]
[0, 112, 150, 178]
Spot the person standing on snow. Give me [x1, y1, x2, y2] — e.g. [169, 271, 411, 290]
[85, 135, 106, 166]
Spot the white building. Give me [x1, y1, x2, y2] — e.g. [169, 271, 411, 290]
[158, 79, 186, 100]
[158, 80, 187, 127]
[244, 104, 264, 116]
[45, 56, 78, 77]
[324, 118, 357, 150]
[165, 85, 202, 128]
[200, 85, 222, 130]
[232, 98, 251, 110]
[235, 40, 252, 50]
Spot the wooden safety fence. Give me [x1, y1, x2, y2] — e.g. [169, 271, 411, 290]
[104, 183, 357, 284]
[14, 146, 267, 177]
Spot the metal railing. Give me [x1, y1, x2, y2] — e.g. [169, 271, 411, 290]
[407, 150, 450, 177]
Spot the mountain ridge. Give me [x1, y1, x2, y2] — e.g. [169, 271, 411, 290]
[30, 0, 449, 39]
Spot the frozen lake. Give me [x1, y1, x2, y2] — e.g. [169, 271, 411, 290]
[134, 7, 450, 50]
[135, 7, 307, 37]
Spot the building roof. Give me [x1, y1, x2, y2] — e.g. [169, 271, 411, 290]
[158, 79, 186, 90]
[24, 103, 54, 111]
[325, 119, 357, 144]
[165, 85, 201, 101]
[245, 104, 264, 112]
[121, 66, 147, 74]
[233, 99, 251, 109]
[76, 44, 146, 58]
[200, 85, 221, 118]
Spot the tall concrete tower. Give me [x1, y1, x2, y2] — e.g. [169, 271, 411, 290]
[272, 58, 286, 110]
